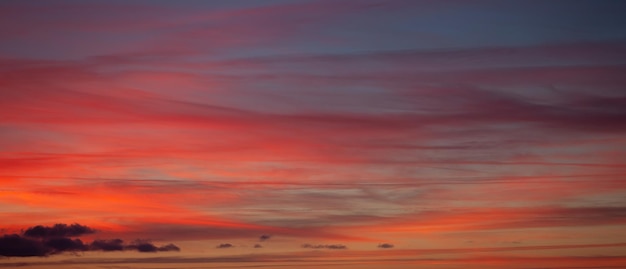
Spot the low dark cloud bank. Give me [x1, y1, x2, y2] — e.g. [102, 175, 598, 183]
[378, 243, 394, 248]
[0, 224, 180, 257]
[0, 234, 48, 257]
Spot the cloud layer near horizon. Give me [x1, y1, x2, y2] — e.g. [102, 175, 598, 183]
[0, 224, 179, 257]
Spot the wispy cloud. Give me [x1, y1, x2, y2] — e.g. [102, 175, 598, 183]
[1, 0, 625, 267]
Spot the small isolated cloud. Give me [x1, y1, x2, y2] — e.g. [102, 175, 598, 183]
[23, 223, 95, 238]
[253, 244, 262, 248]
[217, 243, 234, 249]
[301, 243, 347, 250]
[259, 234, 272, 241]
[378, 243, 394, 249]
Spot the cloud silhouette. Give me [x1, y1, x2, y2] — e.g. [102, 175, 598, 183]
[0, 224, 180, 257]
[217, 243, 234, 249]
[127, 241, 158, 253]
[45, 237, 88, 252]
[254, 244, 263, 248]
[158, 243, 181, 252]
[259, 234, 272, 241]
[0, 234, 49, 257]
[378, 243, 394, 249]
[126, 240, 180, 253]
[23, 223, 95, 238]
[301, 243, 347, 250]
[90, 239, 124, 251]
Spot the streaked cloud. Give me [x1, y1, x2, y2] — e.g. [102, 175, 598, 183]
[1, 0, 625, 268]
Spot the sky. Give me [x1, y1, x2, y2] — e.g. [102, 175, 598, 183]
[1, 0, 626, 268]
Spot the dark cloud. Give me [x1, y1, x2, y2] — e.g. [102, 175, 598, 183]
[0, 223, 181, 257]
[90, 239, 125, 251]
[44, 237, 87, 253]
[127, 242, 158, 253]
[301, 243, 347, 250]
[325, 244, 348, 250]
[1, 235, 88, 257]
[217, 243, 234, 249]
[0, 234, 49, 257]
[126, 240, 180, 253]
[158, 243, 181, 252]
[91, 239, 180, 253]
[253, 244, 262, 248]
[23, 223, 95, 238]
[259, 234, 271, 241]
[378, 243, 394, 249]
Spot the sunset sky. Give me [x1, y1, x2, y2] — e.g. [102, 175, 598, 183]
[1, 0, 626, 268]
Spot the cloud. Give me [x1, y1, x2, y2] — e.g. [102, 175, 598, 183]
[0, 234, 49, 257]
[0, 224, 180, 257]
[90, 239, 180, 253]
[301, 243, 347, 250]
[157, 243, 181, 252]
[0, 235, 89, 257]
[112, 221, 285, 241]
[253, 244, 262, 248]
[259, 234, 272, 241]
[23, 223, 95, 238]
[126, 240, 181, 253]
[217, 243, 234, 249]
[377, 243, 394, 248]
[90, 239, 124, 251]
[44, 237, 88, 253]
[1, 2, 625, 262]
[127, 241, 158, 253]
